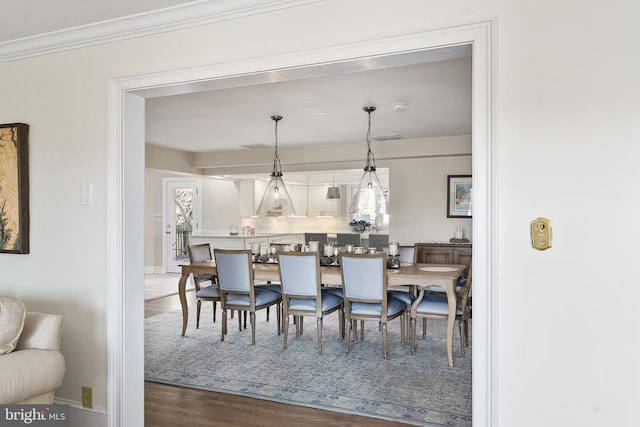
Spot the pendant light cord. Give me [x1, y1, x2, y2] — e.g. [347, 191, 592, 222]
[364, 106, 377, 172]
[271, 115, 283, 177]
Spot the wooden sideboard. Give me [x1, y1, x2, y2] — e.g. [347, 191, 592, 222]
[414, 243, 472, 278]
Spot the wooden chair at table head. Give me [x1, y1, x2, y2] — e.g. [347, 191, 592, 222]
[410, 263, 473, 366]
[187, 243, 220, 327]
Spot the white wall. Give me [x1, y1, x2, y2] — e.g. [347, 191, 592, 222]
[0, 1, 638, 426]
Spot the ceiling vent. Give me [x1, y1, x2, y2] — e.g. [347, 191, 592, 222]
[239, 143, 271, 150]
[372, 133, 402, 141]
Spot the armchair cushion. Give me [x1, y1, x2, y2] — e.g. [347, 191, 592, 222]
[0, 298, 26, 354]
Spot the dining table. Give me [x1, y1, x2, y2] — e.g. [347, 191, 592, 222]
[177, 260, 466, 366]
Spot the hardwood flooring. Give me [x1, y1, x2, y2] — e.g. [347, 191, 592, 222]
[144, 278, 414, 427]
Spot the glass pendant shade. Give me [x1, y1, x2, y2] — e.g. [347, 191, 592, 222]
[256, 172, 295, 216]
[256, 115, 296, 217]
[348, 167, 389, 215]
[348, 106, 389, 218]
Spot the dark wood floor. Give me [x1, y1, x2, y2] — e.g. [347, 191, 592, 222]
[144, 291, 414, 427]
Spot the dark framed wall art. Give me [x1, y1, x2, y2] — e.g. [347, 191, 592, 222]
[447, 174, 472, 218]
[0, 123, 29, 254]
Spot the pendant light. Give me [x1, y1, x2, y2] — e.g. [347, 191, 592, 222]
[325, 174, 342, 199]
[256, 115, 296, 217]
[348, 106, 389, 218]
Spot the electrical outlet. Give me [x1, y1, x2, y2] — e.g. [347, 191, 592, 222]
[82, 386, 93, 409]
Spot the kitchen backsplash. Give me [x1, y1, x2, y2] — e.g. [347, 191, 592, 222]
[244, 215, 389, 235]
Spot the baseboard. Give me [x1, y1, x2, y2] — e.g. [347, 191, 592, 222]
[145, 265, 164, 274]
[54, 398, 107, 427]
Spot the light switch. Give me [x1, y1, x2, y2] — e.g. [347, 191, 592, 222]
[531, 217, 551, 250]
[81, 184, 93, 206]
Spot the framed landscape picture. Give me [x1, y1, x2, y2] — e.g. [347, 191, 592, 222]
[447, 174, 472, 218]
[0, 123, 29, 254]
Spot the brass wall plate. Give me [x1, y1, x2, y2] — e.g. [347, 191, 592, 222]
[531, 217, 552, 250]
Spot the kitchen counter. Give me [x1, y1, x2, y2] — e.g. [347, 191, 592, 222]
[190, 233, 304, 250]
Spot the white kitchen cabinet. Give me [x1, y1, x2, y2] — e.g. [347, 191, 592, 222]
[307, 185, 345, 216]
[290, 184, 308, 216]
[239, 179, 268, 216]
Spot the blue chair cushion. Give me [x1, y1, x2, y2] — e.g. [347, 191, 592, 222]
[388, 290, 415, 305]
[350, 297, 405, 317]
[322, 287, 343, 298]
[225, 288, 281, 307]
[288, 293, 342, 312]
[416, 293, 463, 316]
[194, 274, 214, 282]
[196, 286, 220, 298]
[256, 283, 282, 294]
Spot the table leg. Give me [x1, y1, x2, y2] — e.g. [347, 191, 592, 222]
[178, 273, 189, 336]
[446, 279, 456, 367]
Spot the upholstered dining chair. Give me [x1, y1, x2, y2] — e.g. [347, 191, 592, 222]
[277, 252, 344, 352]
[411, 263, 473, 359]
[367, 234, 389, 251]
[336, 233, 361, 246]
[384, 244, 417, 340]
[213, 249, 282, 344]
[339, 253, 406, 359]
[187, 244, 220, 328]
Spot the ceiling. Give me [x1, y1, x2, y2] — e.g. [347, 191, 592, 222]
[3, 1, 472, 184]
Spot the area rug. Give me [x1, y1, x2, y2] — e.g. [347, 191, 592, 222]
[144, 304, 472, 426]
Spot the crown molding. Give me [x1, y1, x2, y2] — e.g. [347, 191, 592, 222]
[0, 0, 325, 63]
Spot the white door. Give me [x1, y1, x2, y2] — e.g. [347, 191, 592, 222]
[164, 179, 201, 273]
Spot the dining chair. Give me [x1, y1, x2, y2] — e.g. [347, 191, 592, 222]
[367, 234, 389, 251]
[277, 252, 344, 352]
[336, 233, 361, 247]
[213, 249, 282, 344]
[410, 263, 473, 359]
[339, 253, 406, 359]
[187, 244, 221, 328]
[385, 244, 418, 340]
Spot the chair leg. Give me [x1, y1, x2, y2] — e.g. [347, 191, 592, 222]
[196, 300, 202, 329]
[360, 320, 365, 340]
[422, 318, 427, 338]
[339, 309, 345, 340]
[317, 317, 323, 353]
[212, 301, 217, 323]
[250, 311, 256, 345]
[345, 316, 352, 354]
[238, 310, 242, 331]
[459, 320, 465, 355]
[266, 307, 270, 322]
[400, 313, 406, 347]
[283, 313, 290, 349]
[410, 317, 417, 354]
[382, 321, 388, 359]
[277, 303, 281, 336]
[221, 309, 227, 342]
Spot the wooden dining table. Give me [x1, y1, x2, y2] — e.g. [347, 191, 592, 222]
[177, 261, 466, 366]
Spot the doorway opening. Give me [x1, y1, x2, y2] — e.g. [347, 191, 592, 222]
[111, 21, 496, 426]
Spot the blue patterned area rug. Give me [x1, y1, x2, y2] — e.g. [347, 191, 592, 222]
[145, 305, 472, 426]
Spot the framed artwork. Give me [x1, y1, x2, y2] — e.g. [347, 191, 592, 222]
[0, 123, 29, 254]
[447, 175, 472, 218]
